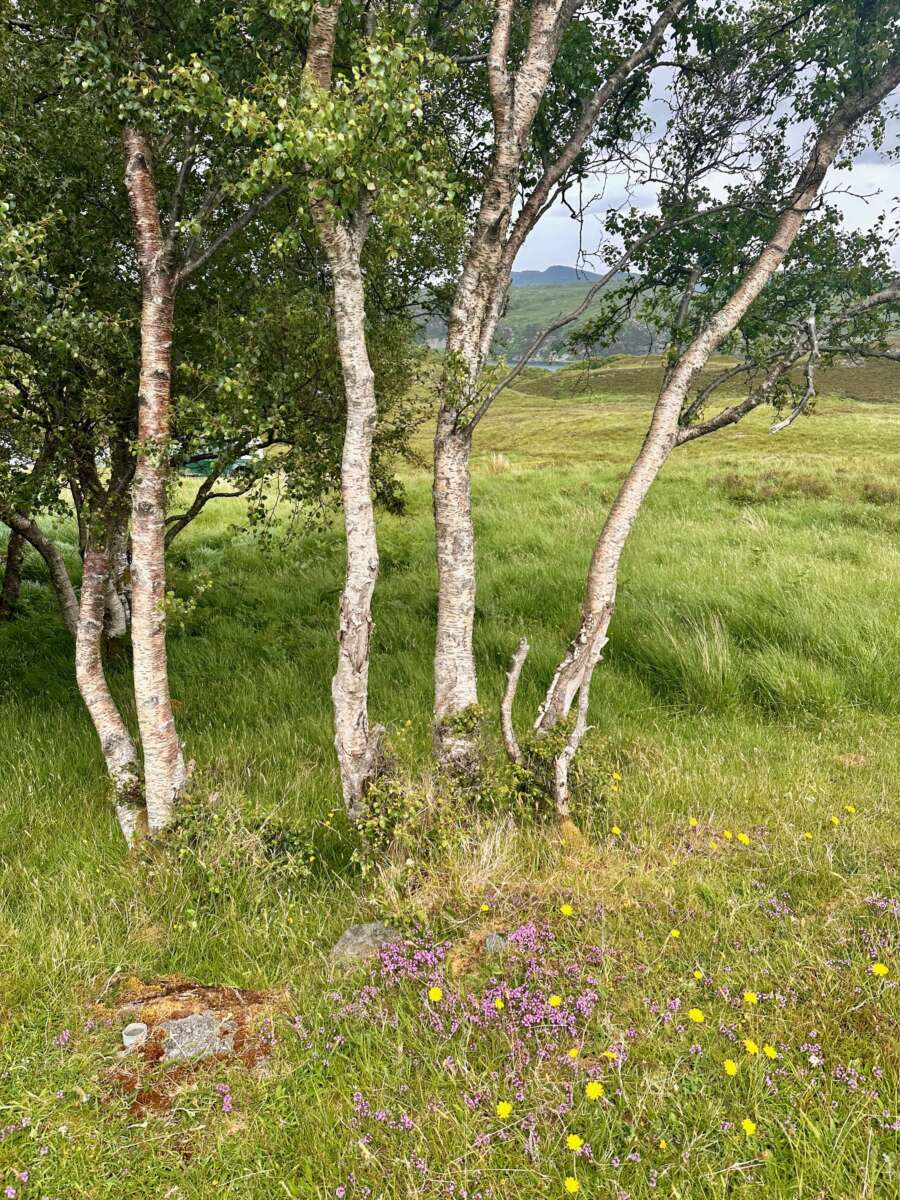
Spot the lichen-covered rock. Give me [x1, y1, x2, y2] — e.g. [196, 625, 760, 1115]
[330, 922, 401, 968]
[160, 1012, 236, 1061]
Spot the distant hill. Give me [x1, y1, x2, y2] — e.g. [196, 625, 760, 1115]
[419, 264, 660, 360]
[510, 264, 605, 286]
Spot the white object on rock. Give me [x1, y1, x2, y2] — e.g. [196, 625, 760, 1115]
[122, 1021, 148, 1050]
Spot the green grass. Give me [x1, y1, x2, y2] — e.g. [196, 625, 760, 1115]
[1, 361, 899, 1198]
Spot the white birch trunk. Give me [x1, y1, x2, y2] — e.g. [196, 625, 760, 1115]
[123, 128, 187, 832]
[75, 542, 145, 844]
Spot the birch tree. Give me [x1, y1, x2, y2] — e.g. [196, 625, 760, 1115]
[429, 0, 694, 768]
[505, 0, 900, 814]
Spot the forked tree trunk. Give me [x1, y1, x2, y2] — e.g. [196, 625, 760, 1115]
[75, 541, 145, 844]
[431, 0, 686, 768]
[3, 512, 79, 636]
[533, 52, 900, 808]
[0, 531, 25, 621]
[123, 127, 187, 832]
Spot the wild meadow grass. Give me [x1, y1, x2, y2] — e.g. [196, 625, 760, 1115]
[0, 364, 898, 1197]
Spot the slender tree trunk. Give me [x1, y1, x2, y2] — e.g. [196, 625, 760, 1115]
[75, 541, 145, 844]
[123, 127, 187, 832]
[534, 52, 900, 808]
[103, 507, 131, 640]
[3, 512, 79, 636]
[0, 531, 25, 621]
[315, 217, 384, 819]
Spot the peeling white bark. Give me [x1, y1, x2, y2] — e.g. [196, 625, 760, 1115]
[123, 127, 187, 832]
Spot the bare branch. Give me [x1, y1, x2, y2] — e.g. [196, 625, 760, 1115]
[771, 315, 819, 433]
[501, 638, 530, 764]
[176, 182, 292, 285]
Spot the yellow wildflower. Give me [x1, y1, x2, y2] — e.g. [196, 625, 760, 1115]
[693, 969, 704, 980]
[687, 1008, 705, 1023]
[724, 1059, 738, 1077]
[744, 1039, 759, 1055]
[585, 1081, 604, 1100]
[763, 1044, 777, 1059]
[803, 832, 813, 840]
[737, 833, 750, 845]
[480, 903, 490, 913]
[658, 1138, 668, 1149]
[567, 1047, 579, 1059]
[612, 771, 622, 781]
[602, 1050, 617, 1060]
[743, 991, 758, 1005]
[560, 903, 574, 918]
[564, 1178, 580, 1195]
[741, 1118, 757, 1136]
[496, 1100, 512, 1119]
[872, 962, 889, 977]
[670, 929, 681, 939]
[845, 804, 856, 814]
[709, 839, 718, 850]
[723, 829, 733, 840]
[549, 994, 563, 1008]
[428, 986, 443, 1003]
[494, 997, 505, 1011]
[611, 825, 622, 836]
[566, 1134, 583, 1151]
[689, 817, 698, 827]
[830, 815, 840, 826]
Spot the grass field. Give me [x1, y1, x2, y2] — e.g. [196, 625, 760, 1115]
[1, 359, 899, 1198]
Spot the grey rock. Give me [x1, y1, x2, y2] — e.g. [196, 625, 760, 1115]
[484, 932, 508, 957]
[330, 922, 402, 968]
[160, 1011, 236, 1061]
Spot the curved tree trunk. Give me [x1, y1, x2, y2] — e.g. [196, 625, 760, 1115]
[534, 53, 900, 809]
[0, 531, 25, 622]
[123, 127, 187, 832]
[75, 542, 145, 844]
[3, 512, 79, 637]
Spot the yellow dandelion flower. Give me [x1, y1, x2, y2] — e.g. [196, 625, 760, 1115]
[496, 1100, 512, 1119]
[567, 1047, 579, 1059]
[585, 1081, 604, 1100]
[744, 1039, 759, 1055]
[763, 1044, 777, 1059]
[743, 991, 758, 1005]
[564, 1178, 580, 1195]
[708, 839, 718, 850]
[872, 962, 889, 977]
[845, 804, 856, 814]
[480, 903, 490, 913]
[687, 1008, 705, 1023]
[689, 817, 698, 827]
[803, 832, 813, 840]
[566, 1134, 584, 1151]
[612, 771, 622, 781]
[724, 1058, 738, 1076]
[428, 986, 443, 1003]
[494, 997, 505, 1011]
[723, 829, 733, 840]
[741, 1118, 757, 1136]
[737, 833, 750, 845]
[560, 903, 574, 918]
[549, 994, 563, 1008]
[670, 929, 681, 939]
[693, 969, 704, 980]
[658, 1138, 668, 1149]
[830, 816, 840, 826]
[611, 825, 622, 836]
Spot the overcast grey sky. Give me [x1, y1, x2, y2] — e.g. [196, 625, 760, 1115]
[514, 103, 900, 272]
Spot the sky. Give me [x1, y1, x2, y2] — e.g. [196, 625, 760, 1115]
[514, 96, 900, 273]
